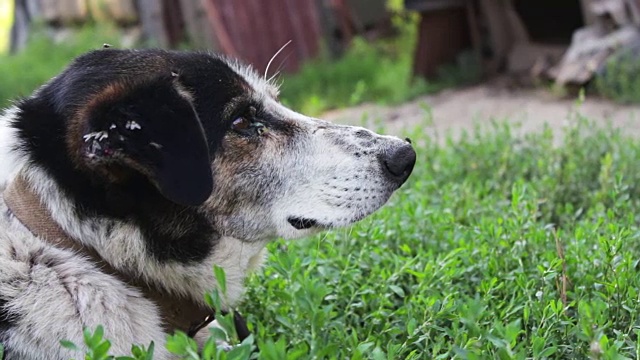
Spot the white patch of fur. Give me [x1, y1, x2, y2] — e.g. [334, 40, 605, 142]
[193, 319, 234, 351]
[83, 131, 109, 142]
[222, 65, 411, 241]
[0, 107, 25, 188]
[125, 120, 141, 130]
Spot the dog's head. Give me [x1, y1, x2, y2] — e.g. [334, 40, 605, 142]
[17, 49, 415, 245]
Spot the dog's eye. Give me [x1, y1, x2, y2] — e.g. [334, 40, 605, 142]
[232, 117, 251, 132]
[231, 107, 267, 136]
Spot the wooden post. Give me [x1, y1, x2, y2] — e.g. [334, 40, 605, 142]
[411, 3, 471, 79]
[138, 0, 169, 47]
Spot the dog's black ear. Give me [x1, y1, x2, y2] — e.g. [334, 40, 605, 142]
[72, 75, 213, 206]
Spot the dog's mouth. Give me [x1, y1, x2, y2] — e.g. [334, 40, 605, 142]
[287, 217, 322, 230]
[287, 212, 372, 230]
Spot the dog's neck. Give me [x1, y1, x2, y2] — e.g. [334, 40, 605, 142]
[9, 165, 267, 308]
[3, 171, 224, 335]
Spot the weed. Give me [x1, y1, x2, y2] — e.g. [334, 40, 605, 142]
[595, 45, 640, 104]
[60, 325, 156, 360]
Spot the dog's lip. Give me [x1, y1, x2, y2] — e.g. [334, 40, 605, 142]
[287, 217, 327, 230]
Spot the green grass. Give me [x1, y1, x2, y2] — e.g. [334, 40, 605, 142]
[277, 34, 429, 116]
[595, 47, 640, 105]
[278, 32, 480, 117]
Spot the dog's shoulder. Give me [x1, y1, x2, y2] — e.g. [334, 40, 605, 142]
[0, 204, 169, 359]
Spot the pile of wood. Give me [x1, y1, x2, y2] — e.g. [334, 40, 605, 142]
[488, 0, 640, 86]
[547, 0, 640, 85]
[408, 0, 640, 88]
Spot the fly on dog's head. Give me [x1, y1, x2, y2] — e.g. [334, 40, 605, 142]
[67, 74, 213, 206]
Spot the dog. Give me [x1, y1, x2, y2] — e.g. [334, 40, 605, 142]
[0, 48, 416, 359]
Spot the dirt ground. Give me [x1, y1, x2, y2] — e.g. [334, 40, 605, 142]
[322, 80, 640, 142]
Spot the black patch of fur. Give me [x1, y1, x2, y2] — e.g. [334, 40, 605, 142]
[11, 49, 252, 264]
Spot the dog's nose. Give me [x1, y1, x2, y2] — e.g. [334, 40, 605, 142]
[380, 143, 416, 184]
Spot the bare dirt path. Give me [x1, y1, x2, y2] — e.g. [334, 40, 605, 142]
[322, 81, 640, 141]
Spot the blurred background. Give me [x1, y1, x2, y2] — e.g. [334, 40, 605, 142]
[0, 0, 639, 133]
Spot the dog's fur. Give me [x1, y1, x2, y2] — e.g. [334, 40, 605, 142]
[0, 48, 415, 359]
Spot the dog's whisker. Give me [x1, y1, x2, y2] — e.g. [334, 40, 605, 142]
[264, 40, 292, 81]
[266, 50, 295, 85]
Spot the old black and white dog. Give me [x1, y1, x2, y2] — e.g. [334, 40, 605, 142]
[0, 49, 415, 359]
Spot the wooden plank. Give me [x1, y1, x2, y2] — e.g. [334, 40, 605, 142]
[551, 25, 640, 84]
[201, 0, 238, 56]
[412, 7, 471, 79]
[465, 0, 485, 77]
[405, 0, 465, 12]
[10, 0, 33, 52]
